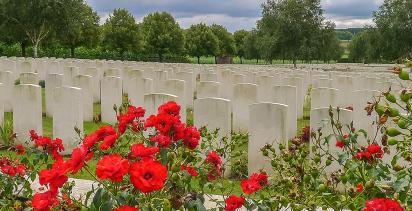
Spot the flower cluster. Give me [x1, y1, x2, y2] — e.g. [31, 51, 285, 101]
[362, 198, 403, 211]
[30, 130, 65, 161]
[0, 157, 26, 177]
[205, 151, 223, 180]
[28, 101, 203, 210]
[355, 143, 384, 162]
[240, 172, 268, 195]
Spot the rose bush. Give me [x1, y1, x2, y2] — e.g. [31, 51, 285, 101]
[2, 63, 412, 210]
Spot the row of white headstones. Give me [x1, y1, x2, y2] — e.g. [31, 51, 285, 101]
[0, 57, 405, 175]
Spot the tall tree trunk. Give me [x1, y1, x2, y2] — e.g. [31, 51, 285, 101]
[214, 56, 217, 64]
[256, 59, 258, 64]
[293, 59, 297, 68]
[197, 56, 200, 64]
[33, 41, 39, 58]
[70, 46, 75, 58]
[21, 42, 26, 57]
[240, 57, 243, 64]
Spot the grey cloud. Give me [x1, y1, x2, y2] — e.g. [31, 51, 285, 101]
[86, 0, 383, 31]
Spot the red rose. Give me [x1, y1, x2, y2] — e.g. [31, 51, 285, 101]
[250, 172, 268, 186]
[225, 195, 245, 211]
[181, 165, 199, 177]
[183, 126, 200, 149]
[336, 140, 346, 148]
[356, 184, 364, 193]
[128, 105, 145, 118]
[206, 151, 222, 167]
[366, 144, 383, 158]
[99, 134, 119, 150]
[83, 133, 99, 149]
[240, 178, 262, 195]
[150, 134, 172, 148]
[15, 144, 26, 155]
[112, 205, 139, 211]
[39, 160, 70, 193]
[96, 154, 130, 182]
[129, 144, 159, 159]
[1, 165, 16, 176]
[158, 101, 180, 117]
[30, 129, 39, 140]
[130, 159, 168, 193]
[15, 164, 27, 176]
[363, 198, 403, 211]
[32, 191, 59, 211]
[67, 146, 94, 174]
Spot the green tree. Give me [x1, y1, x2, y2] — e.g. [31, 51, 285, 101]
[185, 23, 219, 64]
[2, 0, 62, 57]
[373, 0, 412, 61]
[316, 21, 343, 62]
[140, 12, 184, 62]
[102, 8, 142, 57]
[57, 0, 100, 57]
[336, 30, 354, 40]
[234, 30, 249, 64]
[244, 30, 261, 63]
[258, 0, 324, 67]
[209, 24, 236, 63]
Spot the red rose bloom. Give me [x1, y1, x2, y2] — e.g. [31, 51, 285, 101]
[181, 165, 199, 177]
[225, 195, 245, 211]
[96, 154, 130, 182]
[32, 191, 59, 211]
[128, 105, 145, 118]
[206, 151, 222, 166]
[130, 159, 168, 193]
[39, 161, 70, 193]
[112, 205, 139, 211]
[241, 178, 262, 195]
[336, 140, 346, 148]
[366, 144, 384, 158]
[67, 146, 94, 174]
[158, 101, 180, 117]
[1, 165, 16, 176]
[15, 144, 26, 155]
[356, 184, 364, 193]
[362, 198, 403, 211]
[150, 134, 172, 148]
[250, 172, 268, 186]
[99, 133, 119, 150]
[183, 126, 200, 149]
[129, 144, 159, 159]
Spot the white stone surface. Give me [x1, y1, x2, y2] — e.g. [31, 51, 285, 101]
[272, 85, 297, 140]
[63, 66, 79, 86]
[53, 86, 83, 154]
[20, 72, 39, 85]
[101, 77, 123, 124]
[282, 77, 304, 118]
[157, 79, 187, 123]
[233, 83, 258, 132]
[73, 75, 94, 121]
[0, 71, 14, 111]
[128, 77, 153, 107]
[256, 75, 275, 102]
[197, 81, 220, 98]
[248, 103, 288, 175]
[311, 87, 339, 109]
[13, 84, 42, 145]
[45, 73, 64, 117]
[174, 72, 194, 109]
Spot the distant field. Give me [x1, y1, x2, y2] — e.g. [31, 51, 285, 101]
[340, 40, 350, 59]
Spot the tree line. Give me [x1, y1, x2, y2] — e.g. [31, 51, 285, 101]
[348, 0, 412, 63]
[0, 0, 343, 65]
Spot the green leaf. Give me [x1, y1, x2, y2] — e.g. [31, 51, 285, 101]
[394, 175, 410, 192]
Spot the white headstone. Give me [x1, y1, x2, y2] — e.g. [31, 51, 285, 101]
[174, 72, 194, 109]
[157, 80, 186, 123]
[233, 83, 258, 132]
[248, 103, 288, 175]
[272, 85, 298, 139]
[13, 84, 42, 145]
[128, 77, 153, 107]
[53, 86, 83, 154]
[0, 71, 14, 111]
[311, 87, 339, 109]
[45, 73, 63, 117]
[101, 77, 123, 124]
[197, 81, 220, 98]
[282, 77, 304, 118]
[20, 72, 39, 85]
[73, 75, 94, 121]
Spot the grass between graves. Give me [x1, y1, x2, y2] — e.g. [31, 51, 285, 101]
[0, 88, 311, 195]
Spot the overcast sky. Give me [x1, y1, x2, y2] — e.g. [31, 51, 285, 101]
[85, 0, 384, 32]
